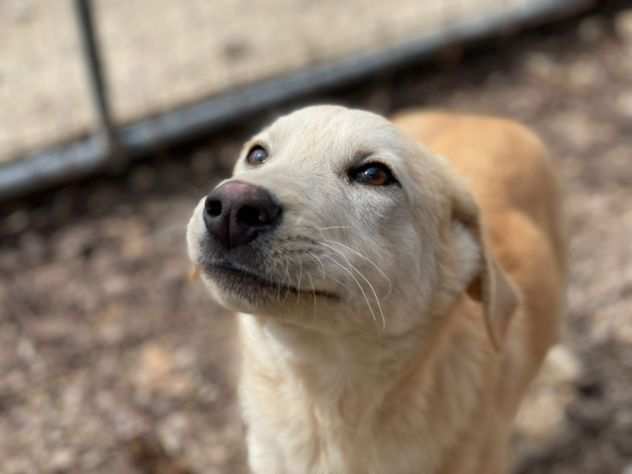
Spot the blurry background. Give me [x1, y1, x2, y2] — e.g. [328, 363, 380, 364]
[1, 0, 632, 473]
[0, 0, 588, 166]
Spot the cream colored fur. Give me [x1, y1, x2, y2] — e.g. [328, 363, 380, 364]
[186, 105, 566, 474]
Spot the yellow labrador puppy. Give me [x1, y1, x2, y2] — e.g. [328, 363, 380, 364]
[186, 105, 566, 474]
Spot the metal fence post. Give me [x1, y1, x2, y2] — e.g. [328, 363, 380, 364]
[73, 0, 125, 170]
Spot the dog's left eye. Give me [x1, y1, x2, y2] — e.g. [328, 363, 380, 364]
[245, 145, 269, 165]
[349, 162, 398, 186]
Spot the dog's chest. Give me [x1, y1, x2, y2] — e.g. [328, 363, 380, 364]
[243, 386, 449, 474]
[239, 316, 494, 474]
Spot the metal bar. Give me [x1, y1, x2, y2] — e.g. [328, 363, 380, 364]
[73, 0, 124, 168]
[0, 0, 594, 202]
[0, 138, 104, 200]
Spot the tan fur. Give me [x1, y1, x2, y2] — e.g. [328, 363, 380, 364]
[186, 106, 566, 474]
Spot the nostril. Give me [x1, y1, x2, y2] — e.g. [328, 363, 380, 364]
[205, 198, 223, 218]
[237, 205, 270, 227]
[204, 182, 282, 248]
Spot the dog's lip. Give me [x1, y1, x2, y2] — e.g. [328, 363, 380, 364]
[203, 260, 340, 300]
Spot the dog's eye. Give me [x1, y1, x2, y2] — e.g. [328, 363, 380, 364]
[246, 145, 268, 165]
[349, 162, 398, 186]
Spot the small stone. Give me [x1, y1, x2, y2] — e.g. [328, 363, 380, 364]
[5, 210, 29, 234]
[545, 345, 582, 384]
[567, 60, 601, 91]
[524, 53, 557, 81]
[103, 274, 128, 296]
[576, 375, 604, 399]
[549, 111, 615, 151]
[50, 449, 73, 471]
[19, 232, 46, 264]
[208, 444, 229, 464]
[134, 343, 193, 398]
[81, 450, 104, 470]
[139, 343, 174, 385]
[614, 412, 632, 456]
[616, 92, 632, 119]
[5, 458, 36, 474]
[567, 400, 612, 434]
[96, 304, 125, 344]
[121, 228, 147, 259]
[160, 414, 189, 451]
[16, 338, 36, 362]
[514, 346, 581, 446]
[55, 227, 94, 260]
[199, 384, 221, 404]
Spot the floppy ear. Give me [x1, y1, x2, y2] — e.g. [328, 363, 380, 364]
[451, 182, 518, 351]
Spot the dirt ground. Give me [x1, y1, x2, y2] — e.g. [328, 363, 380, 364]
[1, 5, 632, 474]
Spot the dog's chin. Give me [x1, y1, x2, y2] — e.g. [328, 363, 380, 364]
[201, 262, 340, 317]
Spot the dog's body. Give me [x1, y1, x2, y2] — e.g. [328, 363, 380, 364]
[187, 106, 566, 474]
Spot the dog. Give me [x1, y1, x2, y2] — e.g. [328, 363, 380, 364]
[186, 105, 566, 474]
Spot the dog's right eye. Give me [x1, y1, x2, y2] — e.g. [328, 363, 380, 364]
[348, 162, 399, 187]
[246, 145, 269, 165]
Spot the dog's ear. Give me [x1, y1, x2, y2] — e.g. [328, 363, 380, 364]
[450, 181, 518, 351]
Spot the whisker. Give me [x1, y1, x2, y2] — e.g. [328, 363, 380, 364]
[321, 253, 379, 327]
[320, 243, 387, 330]
[314, 225, 352, 232]
[322, 239, 393, 299]
[283, 257, 292, 302]
[275, 259, 284, 302]
[307, 251, 351, 294]
[291, 223, 352, 238]
[295, 255, 304, 304]
[307, 273, 317, 322]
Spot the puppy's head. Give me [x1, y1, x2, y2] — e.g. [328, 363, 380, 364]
[187, 105, 515, 341]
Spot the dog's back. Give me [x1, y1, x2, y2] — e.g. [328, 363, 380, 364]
[393, 110, 567, 415]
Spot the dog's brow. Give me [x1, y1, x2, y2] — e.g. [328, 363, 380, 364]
[354, 150, 374, 161]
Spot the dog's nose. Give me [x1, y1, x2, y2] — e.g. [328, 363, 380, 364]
[203, 181, 282, 249]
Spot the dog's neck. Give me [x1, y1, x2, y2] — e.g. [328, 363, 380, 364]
[240, 314, 432, 409]
[238, 304, 491, 474]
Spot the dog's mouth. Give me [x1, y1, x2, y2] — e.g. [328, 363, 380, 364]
[202, 261, 339, 301]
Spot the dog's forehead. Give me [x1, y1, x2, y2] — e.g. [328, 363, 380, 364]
[264, 106, 404, 152]
[275, 105, 389, 129]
